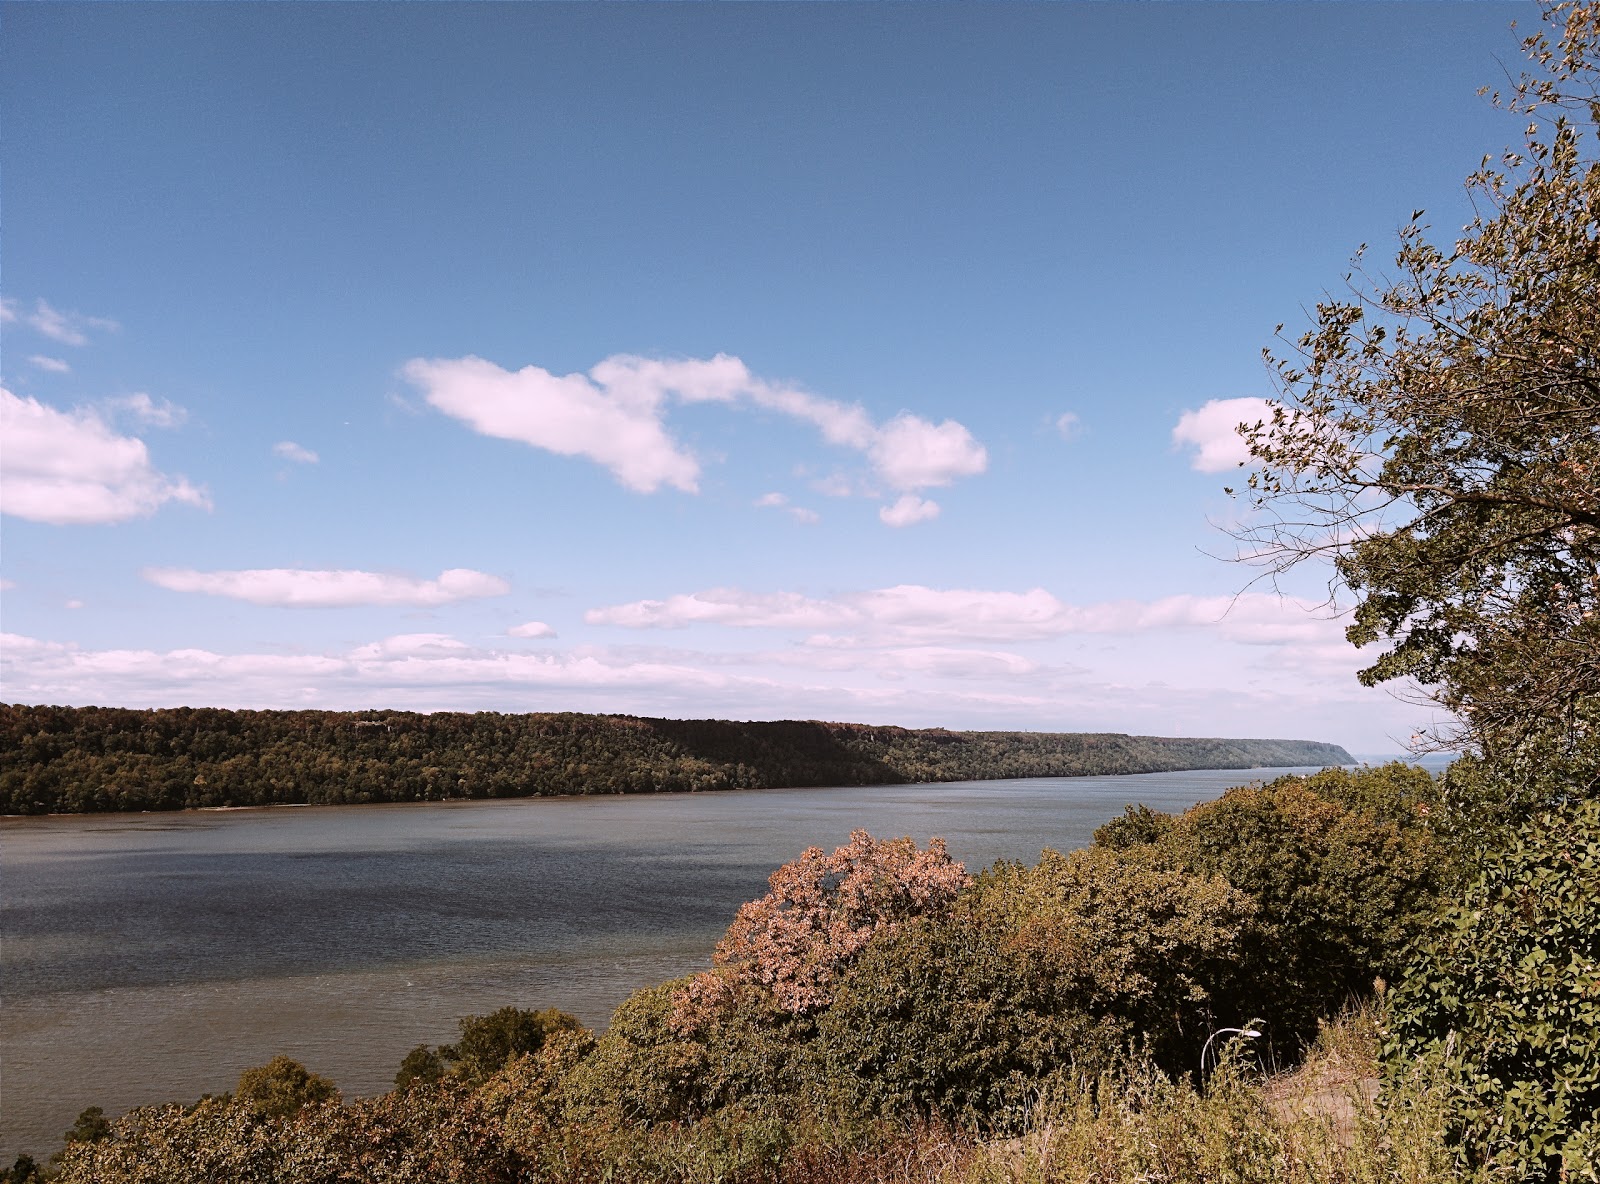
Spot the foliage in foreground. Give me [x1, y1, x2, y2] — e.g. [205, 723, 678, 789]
[1383, 794, 1600, 1182]
[53, 1017, 1472, 1184]
[51, 761, 1453, 1181]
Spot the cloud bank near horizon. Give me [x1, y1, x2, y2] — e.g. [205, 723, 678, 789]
[0, 608, 1419, 749]
[585, 583, 1338, 647]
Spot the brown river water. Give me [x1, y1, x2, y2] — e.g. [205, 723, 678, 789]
[0, 767, 1325, 1160]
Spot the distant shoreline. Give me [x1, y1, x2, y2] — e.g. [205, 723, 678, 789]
[0, 759, 1354, 821]
[1, 703, 1354, 817]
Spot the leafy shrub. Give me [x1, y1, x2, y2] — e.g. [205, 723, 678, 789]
[1382, 795, 1600, 1182]
[395, 1005, 584, 1089]
[1149, 778, 1445, 1053]
[235, 1055, 338, 1119]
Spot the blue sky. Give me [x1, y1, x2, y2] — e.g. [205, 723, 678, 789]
[1, 3, 1531, 751]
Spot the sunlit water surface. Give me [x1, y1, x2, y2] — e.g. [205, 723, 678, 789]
[1, 768, 1326, 1159]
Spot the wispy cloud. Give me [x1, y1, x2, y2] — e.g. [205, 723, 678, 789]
[754, 491, 820, 524]
[879, 494, 940, 528]
[272, 441, 319, 464]
[28, 355, 71, 374]
[106, 393, 185, 429]
[508, 621, 558, 639]
[587, 584, 1343, 648]
[0, 388, 209, 525]
[18, 299, 120, 348]
[142, 566, 511, 608]
[1172, 397, 1274, 473]
[404, 352, 986, 522]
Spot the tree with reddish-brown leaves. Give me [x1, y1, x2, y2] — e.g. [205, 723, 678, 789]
[710, 830, 972, 1016]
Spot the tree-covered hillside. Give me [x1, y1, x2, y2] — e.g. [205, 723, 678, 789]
[0, 703, 1352, 815]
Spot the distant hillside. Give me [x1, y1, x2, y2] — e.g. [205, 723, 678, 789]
[0, 704, 1353, 815]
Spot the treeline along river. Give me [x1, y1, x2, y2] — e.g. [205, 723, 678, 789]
[0, 767, 1333, 1160]
[0, 703, 1351, 813]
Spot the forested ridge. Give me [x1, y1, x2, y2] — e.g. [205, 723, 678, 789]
[0, 703, 1350, 815]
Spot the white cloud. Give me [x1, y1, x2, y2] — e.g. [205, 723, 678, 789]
[754, 492, 788, 508]
[879, 494, 941, 528]
[142, 566, 511, 608]
[588, 583, 1343, 649]
[23, 299, 120, 347]
[106, 393, 185, 429]
[509, 621, 558, 639]
[0, 631, 768, 713]
[348, 633, 471, 659]
[1055, 411, 1082, 440]
[0, 298, 17, 325]
[1172, 397, 1274, 473]
[869, 414, 987, 490]
[404, 352, 986, 518]
[273, 441, 319, 464]
[403, 355, 703, 494]
[64, 598, 85, 610]
[28, 355, 70, 374]
[0, 621, 1422, 750]
[0, 388, 209, 525]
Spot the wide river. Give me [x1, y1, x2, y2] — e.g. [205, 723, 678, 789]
[1, 766, 1323, 1159]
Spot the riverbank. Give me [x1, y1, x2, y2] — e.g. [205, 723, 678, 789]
[1, 703, 1353, 815]
[1, 766, 1321, 1159]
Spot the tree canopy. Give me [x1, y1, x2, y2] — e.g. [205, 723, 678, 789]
[1235, 1, 1599, 765]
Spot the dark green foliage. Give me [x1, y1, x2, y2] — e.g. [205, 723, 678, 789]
[1153, 778, 1446, 1054]
[1091, 764, 1449, 1057]
[233, 1055, 338, 1119]
[1382, 795, 1600, 1182]
[400, 1006, 587, 1091]
[1092, 802, 1176, 849]
[1277, 761, 1441, 832]
[444, 1006, 585, 1087]
[564, 980, 732, 1123]
[394, 1044, 445, 1090]
[0, 1156, 40, 1184]
[0, 702, 1351, 814]
[61, 1106, 111, 1146]
[813, 848, 1254, 1128]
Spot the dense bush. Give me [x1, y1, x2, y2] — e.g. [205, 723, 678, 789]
[236, 1056, 339, 1119]
[1091, 765, 1448, 1056]
[396, 1006, 584, 1089]
[812, 847, 1254, 1127]
[1382, 795, 1600, 1182]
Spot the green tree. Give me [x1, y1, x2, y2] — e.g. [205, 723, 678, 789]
[1234, 0, 1599, 781]
[61, 1106, 111, 1147]
[411, 1006, 586, 1089]
[1154, 779, 1445, 1053]
[1383, 796, 1600, 1180]
[234, 1055, 338, 1119]
[394, 1044, 446, 1090]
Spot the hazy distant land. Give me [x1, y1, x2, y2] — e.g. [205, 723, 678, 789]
[1, 704, 1352, 815]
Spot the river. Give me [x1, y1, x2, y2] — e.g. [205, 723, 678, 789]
[0, 766, 1323, 1160]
